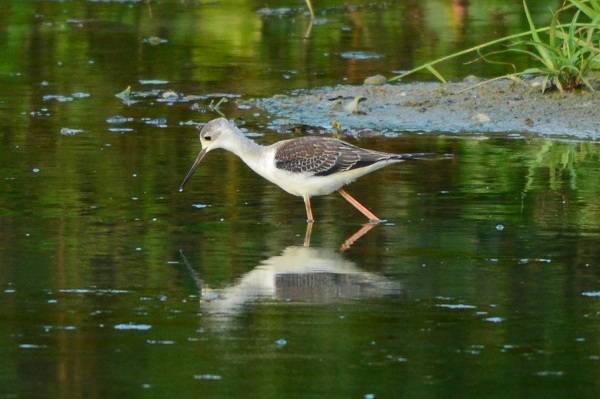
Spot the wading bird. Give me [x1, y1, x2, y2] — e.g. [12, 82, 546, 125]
[180, 118, 434, 223]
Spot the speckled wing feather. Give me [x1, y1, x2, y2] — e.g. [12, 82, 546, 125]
[274, 137, 397, 177]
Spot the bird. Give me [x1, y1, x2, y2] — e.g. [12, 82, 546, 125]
[179, 118, 434, 223]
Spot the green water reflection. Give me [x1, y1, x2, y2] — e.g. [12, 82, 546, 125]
[1, 0, 600, 398]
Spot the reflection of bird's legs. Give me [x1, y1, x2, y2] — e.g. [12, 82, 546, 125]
[178, 250, 204, 292]
[339, 223, 378, 252]
[305, 0, 314, 19]
[304, 221, 314, 247]
[303, 19, 313, 40]
[303, 0, 314, 39]
[338, 189, 381, 222]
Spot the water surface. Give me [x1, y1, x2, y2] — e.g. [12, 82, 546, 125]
[1, 1, 600, 398]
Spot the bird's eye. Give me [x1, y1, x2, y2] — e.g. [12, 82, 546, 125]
[204, 135, 211, 141]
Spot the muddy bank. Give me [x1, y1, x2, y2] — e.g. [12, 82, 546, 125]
[251, 78, 599, 139]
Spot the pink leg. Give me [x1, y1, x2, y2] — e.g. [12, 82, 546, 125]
[305, 0, 315, 18]
[338, 189, 382, 222]
[303, 196, 314, 222]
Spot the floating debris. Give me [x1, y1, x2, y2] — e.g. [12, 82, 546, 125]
[72, 92, 91, 99]
[142, 36, 168, 45]
[181, 94, 204, 101]
[60, 128, 84, 136]
[193, 374, 222, 380]
[161, 90, 179, 101]
[43, 95, 73, 102]
[582, 291, 600, 297]
[142, 118, 167, 127]
[114, 323, 152, 331]
[106, 116, 133, 124]
[436, 304, 477, 309]
[256, 7, 292, 16]
[43, 325, 77, 331]
[146, 339, 175, 345]
[204, 93, 241, 99]
[115, 86, 138, 105]
[157, 92, 203, 103]
[340, 51, 384, 60]
[135, 89, 162, 98]
[139, 79, 169, 85]
[208, 97, 228, 116]
[179, 120, 201, 126]
[109, 128, 135, 133]
[19, 344, 47, 349]
[518, 258, 551, 265]
[30, 108, 51, 117]
[484, 317, 505, 323]
[535, 371, 564, 377]
[58, 288, 129, 294]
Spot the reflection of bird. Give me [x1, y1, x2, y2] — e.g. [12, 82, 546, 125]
[180, 118, 434, 222]
[197, 245, 404, 317]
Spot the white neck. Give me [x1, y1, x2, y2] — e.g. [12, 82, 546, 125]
[223, 131, 267, 172]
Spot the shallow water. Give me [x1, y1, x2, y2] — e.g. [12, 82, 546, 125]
[2, 1, 600, 398]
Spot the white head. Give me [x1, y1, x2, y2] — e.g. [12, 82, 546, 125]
[198, 117, 237, 151]
[179, 118, 237, 191]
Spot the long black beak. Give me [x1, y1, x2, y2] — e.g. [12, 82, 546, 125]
[179, 148, 208, 192]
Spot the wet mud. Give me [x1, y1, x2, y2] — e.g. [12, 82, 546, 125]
[252, 77, 599, 139]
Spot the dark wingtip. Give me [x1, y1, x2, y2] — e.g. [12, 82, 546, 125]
[396, 152, 453, 161]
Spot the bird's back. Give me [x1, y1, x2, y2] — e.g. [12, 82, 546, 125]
[243, 135, 433, 198]
[274, 137, 402, 177]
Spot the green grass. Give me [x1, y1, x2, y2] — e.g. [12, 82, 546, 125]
[390, 0, 600, 93]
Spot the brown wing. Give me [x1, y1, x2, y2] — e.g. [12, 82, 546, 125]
[274, 137, 394, 176]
